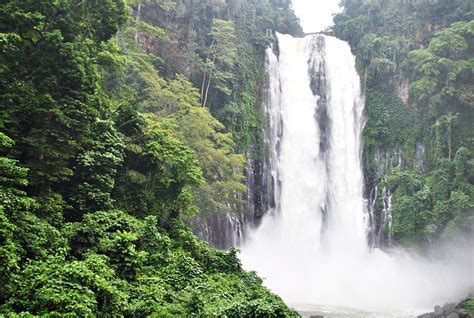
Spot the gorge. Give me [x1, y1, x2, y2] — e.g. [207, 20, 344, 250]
[1, 0, 472, 316]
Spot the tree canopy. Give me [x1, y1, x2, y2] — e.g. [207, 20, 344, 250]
[0, 0, 301, 315]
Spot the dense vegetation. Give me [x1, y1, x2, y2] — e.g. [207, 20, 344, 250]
[334, 0, 473, 247]
[0, 0, 301, 315]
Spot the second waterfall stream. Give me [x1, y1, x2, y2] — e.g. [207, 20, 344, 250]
[239, 33, 472, 315]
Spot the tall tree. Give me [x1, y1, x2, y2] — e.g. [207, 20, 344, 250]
[200, 19, 237, 107]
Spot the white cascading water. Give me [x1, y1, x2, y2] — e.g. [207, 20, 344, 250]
[240, 33, 473, 315]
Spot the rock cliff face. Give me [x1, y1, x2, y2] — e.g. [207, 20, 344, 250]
[190, 149, 273, 249]
[190, 211, 246, 249]
[365, 142, 428, 247]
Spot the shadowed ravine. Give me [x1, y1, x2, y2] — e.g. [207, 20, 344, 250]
[239, 33, 472, 316]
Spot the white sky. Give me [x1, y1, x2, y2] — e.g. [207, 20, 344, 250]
[292, 0, 342, 33]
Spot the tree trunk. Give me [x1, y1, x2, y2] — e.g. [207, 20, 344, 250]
[203, 72, 212, 108]
[202, 55, 216, 108]
[135, 2, 142, 43]
[200, 71, 208, 101]
[200, 39, 215, 104]
[448, 124, 452, 161]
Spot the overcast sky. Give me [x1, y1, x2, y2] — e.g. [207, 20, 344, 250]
[291, 0, 342, 33]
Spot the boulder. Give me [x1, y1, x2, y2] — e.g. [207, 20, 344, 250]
[457, 309, 471, 318]
[444, 303, 457, 313]
[434, 306, 444, 316]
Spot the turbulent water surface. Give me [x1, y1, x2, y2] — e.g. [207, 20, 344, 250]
[239, 33, 472, 316]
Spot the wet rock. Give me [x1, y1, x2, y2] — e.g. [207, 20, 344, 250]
[309, 315, 324, 318]
[444, 303, 457, 313]
[418, 297, 474, 318]
[435, 305, 444, 316]
[457, 309, 471, 318]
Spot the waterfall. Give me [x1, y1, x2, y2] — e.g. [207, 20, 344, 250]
[240, 33, 472, 313]
[382, 186, 393, 247]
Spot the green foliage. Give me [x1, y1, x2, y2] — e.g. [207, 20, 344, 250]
[409, 20, 474, 109]
[2, 206, 297, 316]
[335, 0, 474, 247]
[113, 117, 204, 220]
[158, 75, 246, 213]
[67, 210, 141, 256]
[125, 0, 301, 153]
[56, 212, 296, 316]
[0, 0, 129, 221]
[0, 207, 19, 302]
[335, 0, 473, 53]
[101, 230, 147, 280]
[0, 132, 66, 302]
[201, 19, 238, 106]
[6, 254, 128, 316]
[70, 119, 124, 215]
[107, 29, 246, 217]
[463, 298, 474, 315]
[387, 153, 474, 245]
[363, 88, 420, 150]
[0, 0, 300, 316]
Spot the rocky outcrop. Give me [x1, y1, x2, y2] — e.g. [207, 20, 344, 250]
[418, 298, 474, 318]
[190, 211, 246, 249]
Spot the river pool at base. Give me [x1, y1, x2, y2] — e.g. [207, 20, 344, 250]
[294, 304, 428, 318]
